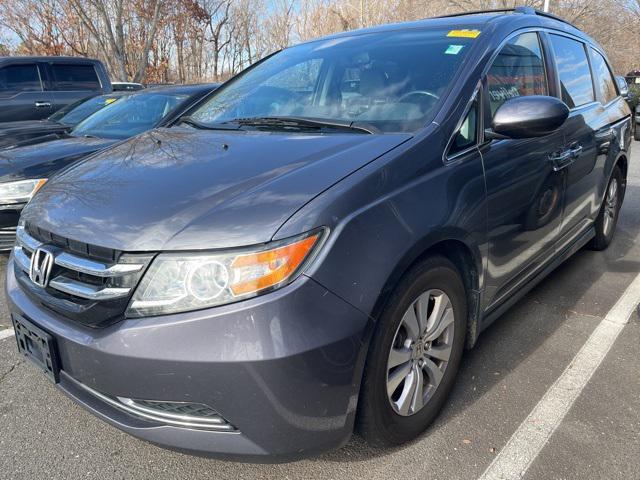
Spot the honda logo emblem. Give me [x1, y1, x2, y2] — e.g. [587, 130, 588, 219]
[30, 247, 54, 287]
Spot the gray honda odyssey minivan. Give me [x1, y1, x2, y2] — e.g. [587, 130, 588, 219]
[6, 7, 631, 461]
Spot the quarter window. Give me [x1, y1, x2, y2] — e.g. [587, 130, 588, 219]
[449, 101, 478, 156]
[51, 64, 100, 91]
[0, 64, 42, 93]
[549, 35, 594, 108]
[487, 32, 547, 116]
[590, 49, 617, 104]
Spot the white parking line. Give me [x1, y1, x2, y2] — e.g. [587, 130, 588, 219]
[0, 328, 15, 341]
[479, 272, 640, 480]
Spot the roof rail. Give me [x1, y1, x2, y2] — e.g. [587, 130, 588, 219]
[433, 6, 578, 29]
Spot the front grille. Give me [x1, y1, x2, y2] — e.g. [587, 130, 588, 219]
[13, 225, 153, 327]
[0, 226, 17, 251]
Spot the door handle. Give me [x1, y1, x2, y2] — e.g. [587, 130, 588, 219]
[34, 101, 51, 108]
[569, 144, 583, 158]
[548, 149, 574, 171]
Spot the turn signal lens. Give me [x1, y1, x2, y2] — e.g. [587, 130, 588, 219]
[230, 235, 319, 296]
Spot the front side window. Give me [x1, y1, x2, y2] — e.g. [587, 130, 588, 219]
[191, 28, 479, 133]
[51, 64, 101, 91]
[0, 64, 42, 94]
[590, 49, 617, 104]
[487, 32, 548, 117]
[549, 34, 594, 108]
[72, 92, 187, 139]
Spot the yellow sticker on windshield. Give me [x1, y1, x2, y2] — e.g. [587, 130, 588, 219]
[447, 29, 481, 39]
[105, 98, 117, 104]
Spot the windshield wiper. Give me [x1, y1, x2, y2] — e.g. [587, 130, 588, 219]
[228, 116, 378, 134]
[178, 115, 241, 131]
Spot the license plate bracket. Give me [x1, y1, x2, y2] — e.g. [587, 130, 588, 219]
[12, 315, 59, 383]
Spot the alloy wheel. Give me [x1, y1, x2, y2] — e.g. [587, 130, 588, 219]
[603, 177, 619, 237]
[386, 289, 455, 416]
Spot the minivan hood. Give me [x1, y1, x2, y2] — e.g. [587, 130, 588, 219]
[0, 136, 118, 183]
[24, 127, 411, 251]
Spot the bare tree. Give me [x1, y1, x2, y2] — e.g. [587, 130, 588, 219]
[1, 0, 639, 82]
[67, 0, 164, 81]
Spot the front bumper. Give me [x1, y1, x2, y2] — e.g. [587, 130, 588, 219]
[6, 257, 371, 461]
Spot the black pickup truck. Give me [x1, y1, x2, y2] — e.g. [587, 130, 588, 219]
[0, 57, 111, 122]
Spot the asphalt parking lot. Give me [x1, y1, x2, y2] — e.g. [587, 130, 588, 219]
[1, 148, 639, 480]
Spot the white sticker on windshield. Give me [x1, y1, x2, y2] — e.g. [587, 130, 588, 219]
[445, 45, 464, 55]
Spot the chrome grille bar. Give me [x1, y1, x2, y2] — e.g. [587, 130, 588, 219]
[55, 252, 143, 277]
[16, 226, 41, 251]
[14, 246, 31, 274]
[49, 276, 131, 301]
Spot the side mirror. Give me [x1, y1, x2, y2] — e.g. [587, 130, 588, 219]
[487, 96, 570, 140]
[615, 75, 629, 99]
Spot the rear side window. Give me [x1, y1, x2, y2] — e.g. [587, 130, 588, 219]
[0, 64, 41, 93]
[487, 32, 548, 116]
[51, 64, 100, 91]
[549, 35, 594, 108]
[590, 49, 617, 104]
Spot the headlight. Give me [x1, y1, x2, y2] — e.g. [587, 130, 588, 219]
[127, 229, 326, 317]
[0, 178, 47, 203]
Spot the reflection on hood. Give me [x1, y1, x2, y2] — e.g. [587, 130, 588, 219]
[24, 127, 411, 251]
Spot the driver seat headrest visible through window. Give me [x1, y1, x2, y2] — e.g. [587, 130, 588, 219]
[360, 67, 389, 98]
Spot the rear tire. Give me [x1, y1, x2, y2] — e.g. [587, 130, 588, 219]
[356, 255, 466, 447]
[589, 166, 623, 251]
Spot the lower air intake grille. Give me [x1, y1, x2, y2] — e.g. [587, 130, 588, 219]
[116, 397, 237, 431]
[123, 399, 225, 420]
[75, 380, 236, 431]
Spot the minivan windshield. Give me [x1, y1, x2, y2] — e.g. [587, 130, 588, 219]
[191, 28, 477, 133]
[72, 92, 188, 139]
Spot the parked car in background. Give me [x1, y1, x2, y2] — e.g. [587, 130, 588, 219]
[0, 84, 217, 249]
[0, 93, 125, 149]
[112, 82, 144, 92]
[0, 57, 111, 122]
[615, 75, 638, 139]
[6, 8, 630, 461]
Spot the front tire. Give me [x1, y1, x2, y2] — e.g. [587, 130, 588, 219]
[356, 255, 466, 447]
[589, 166, 623, 251]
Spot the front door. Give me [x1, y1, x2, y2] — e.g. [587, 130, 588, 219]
[0, 62, 54, 121]
[479, 31, 566, 308]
